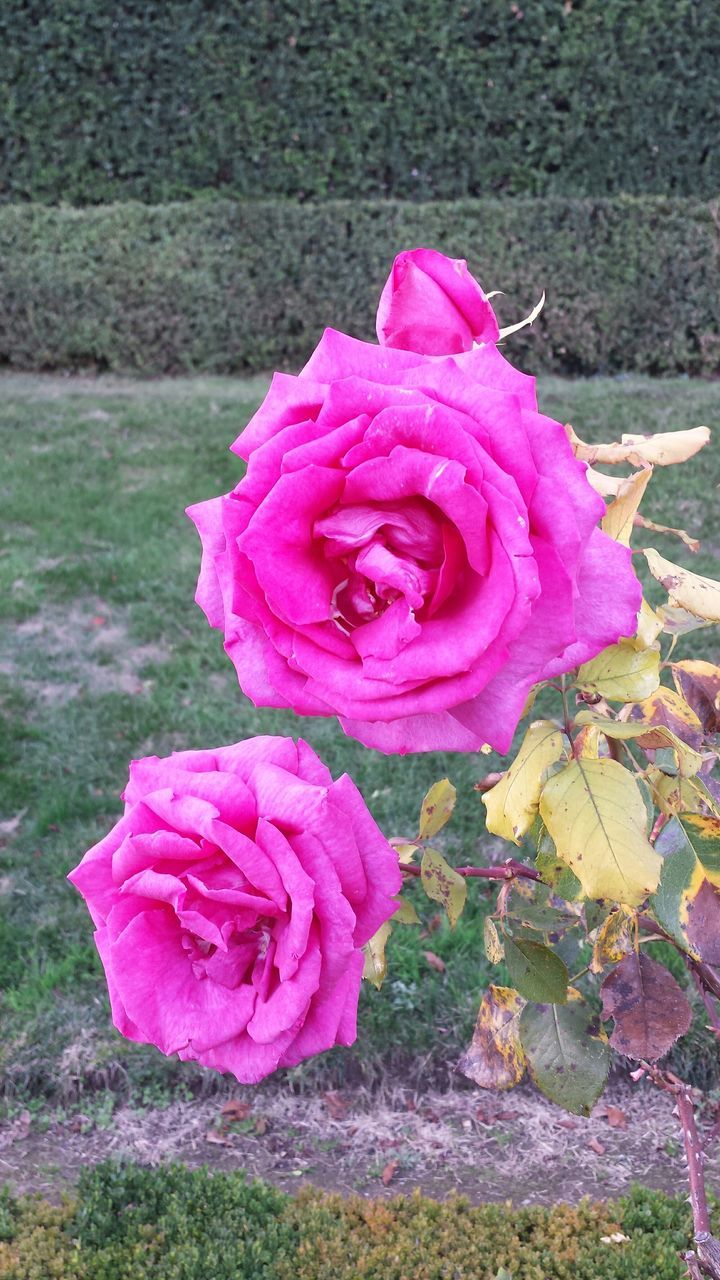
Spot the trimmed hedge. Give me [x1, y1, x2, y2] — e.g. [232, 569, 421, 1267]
[0, 1164, 702, 1279]
[1, 1, 719, 204]
[0, 197, 719, 377]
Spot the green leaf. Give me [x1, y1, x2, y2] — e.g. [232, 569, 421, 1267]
[362, 922, 392, 989]
[539, 758, 662, 906]
[532, 822, 584, 900]
[651, 821, 699, 953]
[457, 986, 526, 1091]
[519, 1001, 610, 1116]
[577, 640, 660, 703]
[482, 720, 566, 844]
[420, 847, 466, 929]
[503, 878, 581, 933]
[419, 778, 456, 839]
[652, 816, 720, 962]
[503, 937, 568, 1004]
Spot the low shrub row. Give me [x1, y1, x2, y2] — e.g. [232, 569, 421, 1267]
[0, 197, 718, 378]
[0, 1163, 701, 1279]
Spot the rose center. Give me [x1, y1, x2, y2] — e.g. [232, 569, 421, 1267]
[315, 498, 464, 632]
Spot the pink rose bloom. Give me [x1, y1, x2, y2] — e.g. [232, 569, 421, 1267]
[188, 332, 641, 755]
[376, 247, 500, 354]
[68, 737, 401, 1083]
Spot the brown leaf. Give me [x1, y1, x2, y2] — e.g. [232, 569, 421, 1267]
[457, 986, 526, 1090]
[686, 878, 720, 965]
[494, 1109, 520, 1122]
[603, 1105, 629, 1130]
[423, 950, 446, 972]
[426, 912, 443, 935]
[221, 1099, 251, 1122]
[671, 661, 720, 735]
[253, 1115, 269, 1136]
[322, 1090, 349, 1120]
[588, 1136, 606, 1155]
[601, 952, 693, 1062]
[556, 1118, 579, 1130]
[381, 1160, 399, 1186]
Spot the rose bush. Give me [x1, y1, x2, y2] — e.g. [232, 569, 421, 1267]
[376, 247, 500, 354]
[68, 736, 401, 1083]
[188, 327, 641, 754]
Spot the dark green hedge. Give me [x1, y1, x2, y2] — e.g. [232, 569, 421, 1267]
[1, 1, 719, 205]
[0, 1165, 702, 1279]
[1, 197, 718, 377]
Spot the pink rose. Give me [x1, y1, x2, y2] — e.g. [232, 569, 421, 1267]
[188, 332, 641, 755]
[376, 248, 500, 354]
[68, 737, 401, 1083]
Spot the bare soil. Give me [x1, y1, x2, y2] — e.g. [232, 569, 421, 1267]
[2, 1080, 717, 1206]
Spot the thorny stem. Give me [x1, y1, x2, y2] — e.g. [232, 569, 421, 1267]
[402, 858, 541, 883]
[637, 1062, 720, 1278]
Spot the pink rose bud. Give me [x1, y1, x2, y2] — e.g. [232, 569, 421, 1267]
[376, 247, 500, 354]
[68, 737, 401, 1084]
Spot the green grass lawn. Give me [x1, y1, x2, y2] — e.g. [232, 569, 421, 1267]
[1, 372, 718, 1107]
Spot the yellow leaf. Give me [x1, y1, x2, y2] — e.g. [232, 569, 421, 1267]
[646, 767, 705, 817]
[483, 916, 504, 964]
[634, 599, 664, 649]
[602, 468, 652, 546]
[457, 986, 526, 1090]
[539, 758, 662, 906]
[391, 841, 420, 865]
[644, 549, 720, 623]
[633, 513, 699, 554]
[362, 921, 392, 989]
[482, 720, 566, 844]
[590, 906, 637, 973]
[565, 424, 710, 467]
[586, 468, 625, 498]
[577, 640, 660, 703]
[419, 778, 457, 839]
[420, 847, 467, 929]
[618, 688, 704, 775]
[575, 703, 704, 779]
[393, 896, 420, 925]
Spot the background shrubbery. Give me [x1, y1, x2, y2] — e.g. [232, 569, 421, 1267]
[1, 0, 718, 205]
[0, 1164, 704, 1279]
[1, 196, 719, 377]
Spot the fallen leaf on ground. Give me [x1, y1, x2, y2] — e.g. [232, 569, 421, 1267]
[0, 809, 27, 839]
[221, 1099, 251, 1122]
[382, 1160, 399, 1185]
[205, 1129, 231, 1146]
[423, 950, 446, 972]
[254, 1115, 269, 1136]
[588, 1136, 606, 1155]
[598, 1104, 629, 1130]
[322, 1090, 349, 1120]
